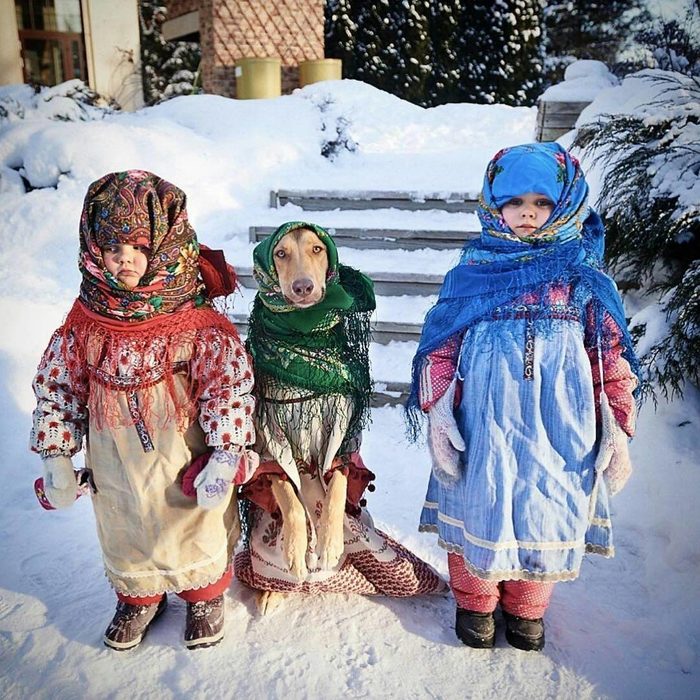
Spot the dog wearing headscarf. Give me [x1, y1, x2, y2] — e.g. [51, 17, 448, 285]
[236, 221, 445, 612]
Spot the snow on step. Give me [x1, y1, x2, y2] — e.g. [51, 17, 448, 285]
[249, 225, 476, 250]
[235, 266, 443, 296]
[271, 189, 479, 212]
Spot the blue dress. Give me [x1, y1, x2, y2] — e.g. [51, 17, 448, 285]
[419, 284, 612, 582]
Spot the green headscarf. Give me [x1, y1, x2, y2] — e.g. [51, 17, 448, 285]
[247, 221, 375, 446]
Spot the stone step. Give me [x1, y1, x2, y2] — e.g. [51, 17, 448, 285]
[237, 267, 443, 296]
[231, 314, 422, 344]
[371, 381, 410, 407]
[249, 225, 476, 250]
[271, 189, 479, 213]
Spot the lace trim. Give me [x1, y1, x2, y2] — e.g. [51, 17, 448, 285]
[423, 503, 587, 551]
[104, 545, 233, 597]
[419, 526, 614, 581]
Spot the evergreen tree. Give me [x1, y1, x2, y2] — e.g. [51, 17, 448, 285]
[573, 71, 700, 400]
[630, 1, 700, 76]
[426, 1, 464, 104]
[139, 1, 201, 105]
[326, 0, 545, 107]
[327, 0, 432, 106]
[325, 0, 358, 76]
[542, 0, 651, 83]
[456, 1, 545, 106]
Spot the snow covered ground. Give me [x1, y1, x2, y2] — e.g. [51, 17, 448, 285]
[0, 78, 698, 699]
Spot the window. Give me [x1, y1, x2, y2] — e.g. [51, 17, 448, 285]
[15, 0, 86, 85]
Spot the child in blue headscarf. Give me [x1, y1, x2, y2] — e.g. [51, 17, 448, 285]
[406, 143, 640, 652]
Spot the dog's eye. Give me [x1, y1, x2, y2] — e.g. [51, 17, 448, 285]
[275, 250, 286, 259]
[312, 245, 324, 254]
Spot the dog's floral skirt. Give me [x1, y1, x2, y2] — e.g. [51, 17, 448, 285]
[236, 500, 445, 595]
[236, 392, 445, 595]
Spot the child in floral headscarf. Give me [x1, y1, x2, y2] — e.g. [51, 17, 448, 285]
[30, 170, 257, 651]
[406, 143, 640, 651]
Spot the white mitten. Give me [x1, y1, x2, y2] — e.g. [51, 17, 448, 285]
[42, 455, 78, 509]
[193, 449, 240, 510]
[595, 392, 633, 496]
[427, 378, 466, 486]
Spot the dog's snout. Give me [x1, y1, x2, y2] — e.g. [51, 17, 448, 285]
[292, 277, 315, 298]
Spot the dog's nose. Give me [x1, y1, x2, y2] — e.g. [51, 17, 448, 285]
[292, 277, 315, 297]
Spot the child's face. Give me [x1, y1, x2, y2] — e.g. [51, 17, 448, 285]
[101, 243, 149, 289]
[500, 192, 555, 239]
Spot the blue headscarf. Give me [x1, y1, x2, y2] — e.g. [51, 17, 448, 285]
[406, 143, 640, 434]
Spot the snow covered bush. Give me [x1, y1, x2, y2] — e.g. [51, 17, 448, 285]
[574, 70, 699, 400]
[542, 0, 651, 84]
[139, 0, 201, 105]
[633, 5, 700, 76]
[0, 80, 116, 125]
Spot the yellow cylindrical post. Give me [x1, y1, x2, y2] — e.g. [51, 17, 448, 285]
[235, 57, 281, 99]
[298, 58, 342, 87]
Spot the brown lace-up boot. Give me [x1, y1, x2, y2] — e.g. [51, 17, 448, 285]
[184, 594, 225, 649]
[103, 595, 167, 650]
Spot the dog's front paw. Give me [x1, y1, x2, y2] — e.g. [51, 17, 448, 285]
[317, 521, 344, 570]
[281, 517, 308, 580]
[257, 590, 284, 616]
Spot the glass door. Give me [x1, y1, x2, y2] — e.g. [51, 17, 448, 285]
[15, 0, 86, 85]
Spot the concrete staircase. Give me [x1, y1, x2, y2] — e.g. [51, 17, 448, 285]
[238, 190, 478, 405]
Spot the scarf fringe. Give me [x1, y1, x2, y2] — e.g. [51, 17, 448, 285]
[56, 299, 241, 434]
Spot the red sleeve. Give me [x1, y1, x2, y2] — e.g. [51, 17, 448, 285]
[585, 307, 638, 437]
[419, 332, 463, 411]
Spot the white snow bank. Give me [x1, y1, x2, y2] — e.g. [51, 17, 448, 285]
[540, 60, 619, 102]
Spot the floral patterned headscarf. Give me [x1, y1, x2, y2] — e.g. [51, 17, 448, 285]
[78, 170, 205, 321]
[476, 142, 589, 246]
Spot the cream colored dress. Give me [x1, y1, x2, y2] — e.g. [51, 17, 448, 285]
[31, 327, 255, 597]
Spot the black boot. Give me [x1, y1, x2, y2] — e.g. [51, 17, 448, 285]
[455, 608, 495, 648]
[502, 610, 545, 651]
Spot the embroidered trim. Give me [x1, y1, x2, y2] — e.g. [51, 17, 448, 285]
[126, 391, 154, 452]
[91, 360, 188, 391]
[523, 319, 535, 380]
[103, 541, 230, 580]
[420, 529, 582, 582]
[422, 502, 587, 551]
[419, 528, 614, 580]
[491, 302, 582, 323]
[585, 543, 614, 557]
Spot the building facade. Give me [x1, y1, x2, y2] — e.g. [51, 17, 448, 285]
[162, 0, 324, 97]
[0, 0, 326, 107]
[1, 0, 144, 110]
